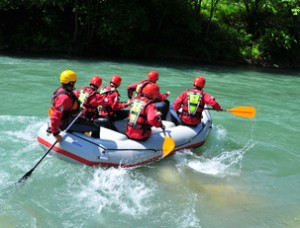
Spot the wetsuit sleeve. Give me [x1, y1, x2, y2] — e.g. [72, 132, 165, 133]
[109, 92, 119, 111]
[146, 104, 163, 128]
[96, 93, 109, 106]
[203, 92, 221, 111]
[156, 93, 168, 101]
[117, 102, 129, 110]
[50, 94, 68, 134]
[127, 83, 138, 99]
[173, 91, 186, 111]
[109, 91, 128, 111]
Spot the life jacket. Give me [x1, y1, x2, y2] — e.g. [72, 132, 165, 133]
[50, 86, 79, 120]
[100, 86, 114, 96]
[127, 97, 153, 132]
[78, 86, 98, 120]
[135, 80, 151, 97]
[181, 89, 204, 117]
[99, 86, 120, 117]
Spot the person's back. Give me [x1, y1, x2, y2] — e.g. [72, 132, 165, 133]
[99, 75, 130, 121]
[173, 76, 222, 126]
[127, 70, 170, 101]
[126, 83, 165, 141]
[75, 76, 108, 122]
[127, 71, 171, 120]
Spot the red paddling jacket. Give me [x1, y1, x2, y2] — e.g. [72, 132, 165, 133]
[173, 88, 221, 126]
[50, 86, 79, 135]
[74, 86, 110, 121]
[127, 80, 168, 101]
[126, 96, 163, 140]
[98, 85, 128, 117]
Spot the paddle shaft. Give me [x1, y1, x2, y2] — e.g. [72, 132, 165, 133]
[17, 111, 82, 183]
[204, 107, 222, 111]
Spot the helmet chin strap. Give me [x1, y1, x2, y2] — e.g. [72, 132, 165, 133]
[90, 84, 98, 90]
[110, 83, 118, 90]
[62, 82, 76, 90]
[194, 85, 202, 90]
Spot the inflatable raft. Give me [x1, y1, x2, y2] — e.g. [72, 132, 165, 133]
[37, 109, 213, 168]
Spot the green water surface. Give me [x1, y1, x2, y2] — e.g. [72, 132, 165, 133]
[0, 55, 299, 228]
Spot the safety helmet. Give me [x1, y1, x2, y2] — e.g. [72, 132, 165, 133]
[110, 75, 122, 87]
[193, 76, 206, 88]
[142, 83, 160, 99]
[60, 70, 78, 84]
[147, 71, 159, 82]
[90, 76, 102, 88]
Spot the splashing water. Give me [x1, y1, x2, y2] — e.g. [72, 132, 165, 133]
[76, 168, 157, 217]
[173, 140, 255, 178]
[215, 124, 227, 140]
[175, 193, 201, 228]
[188, 142, 255, 177]
[0, 115, 45, 144]
[0, 115, 46, 188]
[1, 56, 300, 227]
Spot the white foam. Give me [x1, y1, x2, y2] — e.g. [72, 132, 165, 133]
[0, 115, 45, 144]
[76, 167, 157, 217]
[172, 141, 255, 177]
[176, 194, 201, 228]
[187, 142, 255, 177]
[215, 124, 227, 140]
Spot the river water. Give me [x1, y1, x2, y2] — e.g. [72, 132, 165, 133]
[0, 55, 299, 227]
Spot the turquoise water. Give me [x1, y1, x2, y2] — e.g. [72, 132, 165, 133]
[1, 55, 300, 227]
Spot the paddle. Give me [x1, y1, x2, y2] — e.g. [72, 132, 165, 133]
[17, 111, 82, 183]
[162, 128, 176, 157]
[206, 106, 256, 118]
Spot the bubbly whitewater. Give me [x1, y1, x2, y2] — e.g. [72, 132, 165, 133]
[1, 55, 300, 227]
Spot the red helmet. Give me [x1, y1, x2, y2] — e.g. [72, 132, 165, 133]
[147, 71, 159, 82]
[194, 76, 206, 88]
[142, 83, 160, 99]
[90, 76, 102, 88]
[110, 75, 122, 87]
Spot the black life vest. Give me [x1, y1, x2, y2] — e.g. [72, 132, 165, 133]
[51, 87, 79, 120]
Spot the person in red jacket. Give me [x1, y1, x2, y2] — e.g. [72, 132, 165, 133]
[126, 83, 165, 141]
[127, 70, 170, 101]
[99, 75, 130, 121]
[173, 76, 222, 126]
[127, 70, 170, 119]
[49, 70, 80, 142]
[49, 70, 103, 141]
[74, 76, 111, 122]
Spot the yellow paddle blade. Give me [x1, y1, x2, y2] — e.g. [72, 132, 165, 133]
[162, 136, 176, 157]
[48, 108, 52, 116]
[226, 106, 256, 118]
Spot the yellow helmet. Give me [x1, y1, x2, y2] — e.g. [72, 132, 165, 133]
[60, 70, 78, 84]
